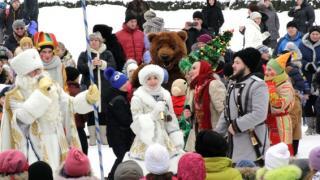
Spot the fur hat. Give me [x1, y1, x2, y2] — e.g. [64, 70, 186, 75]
[195, 130, 228, 157]
[12, 19, 25, 30]
[250, 12, 262, 20]
[33, 31, 58, 51]
[171, 79, 187, 96]
[265, 143, 290, 170]
[309, 146, 320, 171]
[9, 48, 43, 76]
[93, 24, 113, 41]
[64, 147, 90, 177]
[89, 31, 104, 43]
[65, 67, 80, 82]
[145, 143, 170, 175]
[233, 47, 261, 72]
[267, 52, 291, 75]
[104, 67, 128, 89]
[28, 161, 53, 180]
[143, 17, 164, 34]
[123, 59, 138, 76]
[19, 37, 33, 47]
[177, 152, 206, 180]
[144, 10, 156, 21]
[197, 34, 212, 43]
[138, 64, 164, 86]
[287, 21, 298, 29]
[193, 11, 203, 21]
[114, 160, 143, 180]
[125, 13, 137, 23]
[0, 150, 28, 174]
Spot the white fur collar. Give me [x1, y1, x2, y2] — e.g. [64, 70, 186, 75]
[133, 86, 171, 108]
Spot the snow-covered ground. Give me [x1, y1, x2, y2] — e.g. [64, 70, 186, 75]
[38, 4, 320, 177]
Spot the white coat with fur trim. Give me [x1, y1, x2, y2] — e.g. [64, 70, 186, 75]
[129, 86, 184, 160]
[244, 19, 270, 48]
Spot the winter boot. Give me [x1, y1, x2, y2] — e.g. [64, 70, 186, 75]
[305, 117, 315, 135]
[99, 125, 108, 145]
[88, 126, 97, 146]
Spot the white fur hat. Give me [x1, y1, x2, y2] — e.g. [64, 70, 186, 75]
[138, 64, 164, 86]
[145, 143, 170, 175]
[9, 49, 43, 76]
[265, 142, 290, 170]
[250, 12, 262, 20]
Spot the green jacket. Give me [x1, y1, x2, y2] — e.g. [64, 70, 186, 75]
[205, 157, 242, 180]
[256, 165, 302, 180]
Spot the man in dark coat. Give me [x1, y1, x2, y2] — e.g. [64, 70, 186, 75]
[4, 19, 29, 54]
[23, 0, 39, 24]
[93, 24, 126, 71]
[103, 67, 135, 180]
[288, 0, 315, 34]
[183, 11, 209, 53]
[125, 0, 150, 31]
[201, 0, 224, 36]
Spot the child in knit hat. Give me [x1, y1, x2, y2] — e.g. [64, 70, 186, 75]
[0, 150, 29, 179]
[56, 147, 98, 179]
[104, 67, 135, 180]
[195, 130, 242, 180]
[256, 142, 302, 180]
[114, 160, 143, 180]
[191, 34, 212, 51]
[177, 152, 206, 180]
[265, 52, 295, 155]
[142, 143, 177, 180]
[306, 146, 320, 180]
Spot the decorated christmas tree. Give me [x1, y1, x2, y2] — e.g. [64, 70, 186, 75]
[179, 30, 233, 73]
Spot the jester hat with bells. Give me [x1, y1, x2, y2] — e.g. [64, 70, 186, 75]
[33, 32, 58, 52]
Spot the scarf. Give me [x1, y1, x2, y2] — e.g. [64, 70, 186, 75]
[43, 56, 64, 88]
[190, 61, 215, 130]
[264, 72, 289, 86]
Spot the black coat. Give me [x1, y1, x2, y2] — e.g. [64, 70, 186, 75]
[0, 5, 25, 37]
[105, 88, 135, 147]
[4, 32, 28, 53]
[77, 48, 116, 111]
[185, 28, 209, 53]
[93, 24, 126, 71]
[288, 0, 315, 34]
[23, 0, 39, 23]
[201, 2, 224, 35]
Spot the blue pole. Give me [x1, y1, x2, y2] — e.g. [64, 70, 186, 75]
[80, 1, 104, 179]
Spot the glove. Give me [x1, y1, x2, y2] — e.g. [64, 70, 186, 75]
[86, 84, 100, 104]
[152, 101, 166, 119]
[38, 76, 53, 96]
[305, 62, 317, 73]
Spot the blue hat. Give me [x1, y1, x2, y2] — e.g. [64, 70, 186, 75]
[104, 67, 128, 89]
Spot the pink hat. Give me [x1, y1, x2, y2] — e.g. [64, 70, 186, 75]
[197, 34, 212, 44]
[0, 150, 28, 174]
[177, 152, 206, 180]
[64, 147, 90, 177]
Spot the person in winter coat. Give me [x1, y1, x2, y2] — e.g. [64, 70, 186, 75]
[65, 67, 89, 155]
[28, 161, 53, 180]
[184, 11, 209, 53]
[256, 143, 302, 180]
[125, 0, 150, 31]
[116, 15, 145, 65]
[195, 130, 242, 180]
[265, 53, 295, 155]
[103, 67, 135, 180]
[0, 0, 25, 38]
[288, 0, 315, 34]
[305, 146, 320, 180]
[273, 21, 303, 57]
[78, 32, 117, 146]
[244, 12, 270, 48]
[129, 64, 184, 160]
[0, 150, 29, 179]
[56, 42, 76, 68]
[257, 0, 280, 49]
[215, 48, 269, 164]
[299, 26, 320, 135]
[56, 148, 98, 180]
[23, 0, 38, 24]
[93, 24, 126, 71]
[177, 152, 206, 180]
[4, 19, 29, 54]
[255, 44, 271, 79]
[201, 0, 224, 36]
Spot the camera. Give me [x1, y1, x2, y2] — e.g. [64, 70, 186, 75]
[187, 22, 198, 27]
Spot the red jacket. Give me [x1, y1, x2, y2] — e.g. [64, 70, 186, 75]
[116, 24, 145, 64]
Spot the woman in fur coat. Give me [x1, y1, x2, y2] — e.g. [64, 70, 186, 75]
[129, 64, 184, 160]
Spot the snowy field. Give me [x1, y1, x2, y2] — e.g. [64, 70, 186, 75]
[37, 4, 320, 177]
